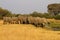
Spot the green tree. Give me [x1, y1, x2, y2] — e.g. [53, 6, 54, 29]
[30, 11, 43, 17]
[43, 13, 54, 19]
[0, 7, 12, 19]
[47, 3, 60, 16]
[54, 14, 60, 20]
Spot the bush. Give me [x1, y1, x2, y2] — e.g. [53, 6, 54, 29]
[0, 7, 12, 19]
[54, 15, 60, 20]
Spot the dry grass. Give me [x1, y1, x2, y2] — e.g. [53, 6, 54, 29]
[0, 20, 60, 40]
[55, 20, 60, 23]
[0, 20, 3, 25]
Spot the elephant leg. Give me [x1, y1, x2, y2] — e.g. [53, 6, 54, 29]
[17, 21, 20, 24]
[40, 23, 44, 28]
[20, 20, 23, 24]
[3, 22, 7, 24]
[23, 21, 25, 24]
[35, 24, 38, 27]
[27, 20, 29, 24]
[14, 21, 16, 24]
[32, 23, 38, 27]
[11, 21, 14, 24]
[32, 23, 35, 25]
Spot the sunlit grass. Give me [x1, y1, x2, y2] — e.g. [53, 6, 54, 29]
[0, 20, 60, 40]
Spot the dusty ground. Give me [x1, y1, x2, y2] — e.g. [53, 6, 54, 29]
[0, 20, 60, 40]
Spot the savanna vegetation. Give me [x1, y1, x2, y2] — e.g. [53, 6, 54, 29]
[0, 3, 60, 40]
[0, 3, 60, 29]
[0, 3, 60, 20]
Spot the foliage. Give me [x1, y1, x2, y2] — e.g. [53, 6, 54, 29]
[47, 3, 60, 16]
[54, 15, 60, 20]
[0, 6, 60, 20]
[30, 12, 54, 19]
[43, 13, 54, 19]
[30, 11, 43, 17]
[0, 7, 12, 19]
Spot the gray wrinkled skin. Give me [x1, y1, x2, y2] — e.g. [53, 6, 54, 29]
[3, 16, 50, 27]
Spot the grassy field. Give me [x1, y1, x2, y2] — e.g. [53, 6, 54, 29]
[0, 20, 60, 40]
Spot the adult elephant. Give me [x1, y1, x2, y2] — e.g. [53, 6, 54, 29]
[27, 16, 35, 24]
[31, 17, 50, 27]
[32, 17, 43, 27]
[40, 18, 50, 27]
[10, 17, 19, 24]
[18, 15, 28, 24]
[3, 17, 11, 24]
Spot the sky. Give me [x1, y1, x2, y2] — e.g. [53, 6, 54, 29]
[0, 0, 60, 14]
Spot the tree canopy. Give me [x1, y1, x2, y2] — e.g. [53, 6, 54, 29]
[0, 3, 60, 20]
[0, 7, 12, 19]
[47, 3, 60, 16]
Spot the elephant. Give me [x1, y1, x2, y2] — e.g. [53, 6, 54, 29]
[27, 16, 35, 24]
[3, 16, 50, 28]
[22, 16, 28, 24]
[18, 16, 23, 24]
[27, 16, 42, 27]
[3, 17, 19, 24]
[3, 17, 12, 24]
[10, 17, 19, 24]
[40, 18, 50, 27]
[30, 17, 50, 27]
[18, 15, 28, 24]
[32, 17, 43, 27]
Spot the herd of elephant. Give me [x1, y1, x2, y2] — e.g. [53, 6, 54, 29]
[3, 16, 50, 27]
